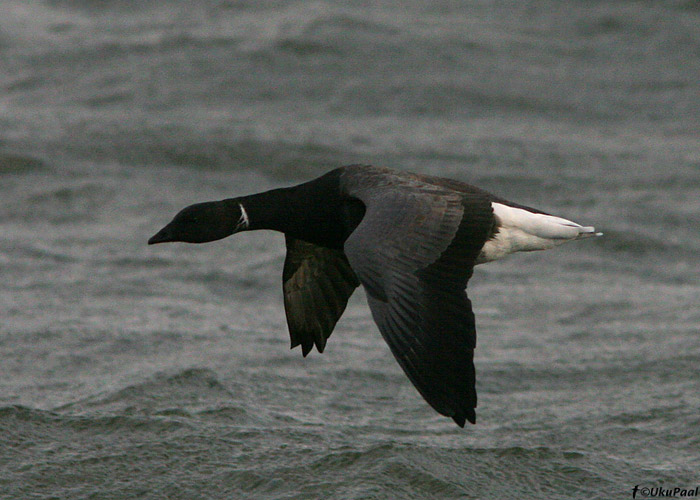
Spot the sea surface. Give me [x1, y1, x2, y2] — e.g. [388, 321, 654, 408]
[1, 1, 699, 498]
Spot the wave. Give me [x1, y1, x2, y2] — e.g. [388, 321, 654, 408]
[215, 442, 646, 500]
[0, 153, 46, 174]
[0, 404, 187, 435]
[42, 134, 352, 179]
[57, 367, 238, 415]
[2, 404, 695, 499]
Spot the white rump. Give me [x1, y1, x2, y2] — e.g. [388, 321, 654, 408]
[476, 203, 601, 264]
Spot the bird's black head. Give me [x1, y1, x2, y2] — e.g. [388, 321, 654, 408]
[148, 200, 246, 245]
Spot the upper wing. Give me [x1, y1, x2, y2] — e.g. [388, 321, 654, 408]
[341, 170, 493, 426]
[283, 236, 360, 356]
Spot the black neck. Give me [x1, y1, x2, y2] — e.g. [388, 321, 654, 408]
[236, 187, 303, 233]
[229, 170, 364, 249]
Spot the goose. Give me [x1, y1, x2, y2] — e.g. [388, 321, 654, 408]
[149, 164, 601, 426]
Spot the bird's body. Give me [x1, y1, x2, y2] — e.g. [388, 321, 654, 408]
[149, 165, 600, 426]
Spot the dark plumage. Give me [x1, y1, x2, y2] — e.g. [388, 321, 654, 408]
[149, 165, 600, 426]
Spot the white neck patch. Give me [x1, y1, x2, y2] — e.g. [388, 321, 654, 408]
[237, 203, 250, 230]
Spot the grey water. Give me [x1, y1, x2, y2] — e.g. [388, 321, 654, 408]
[1, 0, 699, 498]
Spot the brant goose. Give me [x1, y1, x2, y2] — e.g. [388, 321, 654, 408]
[149, 165, 601, 426]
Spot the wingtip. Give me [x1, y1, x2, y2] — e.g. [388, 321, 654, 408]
[293, 338, 326, 357]
[292, 339, 314, 357]
[452, 409, 476, 427]
[301, 343, 313, 357]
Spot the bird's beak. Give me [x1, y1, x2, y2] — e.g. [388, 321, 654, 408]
[148, 226, 173, 245]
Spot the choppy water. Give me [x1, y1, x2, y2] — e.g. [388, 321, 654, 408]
[1, 1, 699, 498]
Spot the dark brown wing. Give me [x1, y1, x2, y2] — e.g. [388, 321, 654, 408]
[282, 236, 360, 356]
[341, 168, 493, 426]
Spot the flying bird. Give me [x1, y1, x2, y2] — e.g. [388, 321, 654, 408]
[148, 165, 601, 426]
